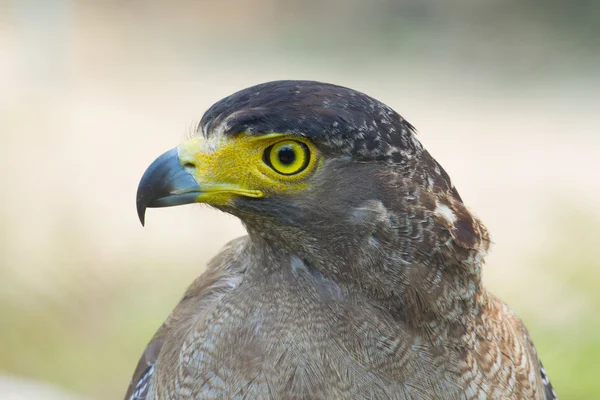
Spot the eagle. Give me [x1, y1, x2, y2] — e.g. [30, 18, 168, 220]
[127, 80, 557, 399]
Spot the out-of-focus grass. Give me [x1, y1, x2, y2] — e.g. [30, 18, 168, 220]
[520, 208, 600, 399]
[1, 207, 598, 399]
[0, 212, 205, 399]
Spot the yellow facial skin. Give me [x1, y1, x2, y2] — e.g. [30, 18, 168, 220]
[177, 133, 320, 206]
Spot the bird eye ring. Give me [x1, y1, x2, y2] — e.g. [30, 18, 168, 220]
[263, 140, 310, 175]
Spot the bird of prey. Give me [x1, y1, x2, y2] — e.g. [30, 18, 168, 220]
[128, 80, 557, 399]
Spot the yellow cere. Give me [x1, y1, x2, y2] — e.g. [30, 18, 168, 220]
[176, 133, 320, 206]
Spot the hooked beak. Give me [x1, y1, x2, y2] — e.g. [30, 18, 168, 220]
[136, 137, 264, 226]
[136, 148, 200, 226]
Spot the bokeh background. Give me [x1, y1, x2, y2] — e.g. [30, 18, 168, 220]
[1, 1, 599, 398]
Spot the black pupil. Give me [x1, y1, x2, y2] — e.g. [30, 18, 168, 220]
[277, 146, 296, 165]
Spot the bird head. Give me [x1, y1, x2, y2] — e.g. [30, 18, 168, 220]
[137, 81, 489, 301]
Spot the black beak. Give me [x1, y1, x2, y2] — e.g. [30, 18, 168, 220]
[136, 148, 201, 226]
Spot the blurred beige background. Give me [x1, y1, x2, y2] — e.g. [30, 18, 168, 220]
[1, 1, 599, 399]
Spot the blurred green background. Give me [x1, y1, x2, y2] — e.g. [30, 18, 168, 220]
[1, 1, 599, 399]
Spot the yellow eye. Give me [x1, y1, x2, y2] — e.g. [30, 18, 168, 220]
[264, 140, 310, 175]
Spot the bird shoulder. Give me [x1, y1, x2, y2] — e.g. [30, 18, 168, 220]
[123, 236, 249, 400]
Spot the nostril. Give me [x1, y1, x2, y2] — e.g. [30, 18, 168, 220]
[183, 163, 195, 174]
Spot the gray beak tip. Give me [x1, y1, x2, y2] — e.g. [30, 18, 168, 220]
[136, 147, 201, 226]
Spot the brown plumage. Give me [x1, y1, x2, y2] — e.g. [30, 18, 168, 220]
[127, 80, 557, 399]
